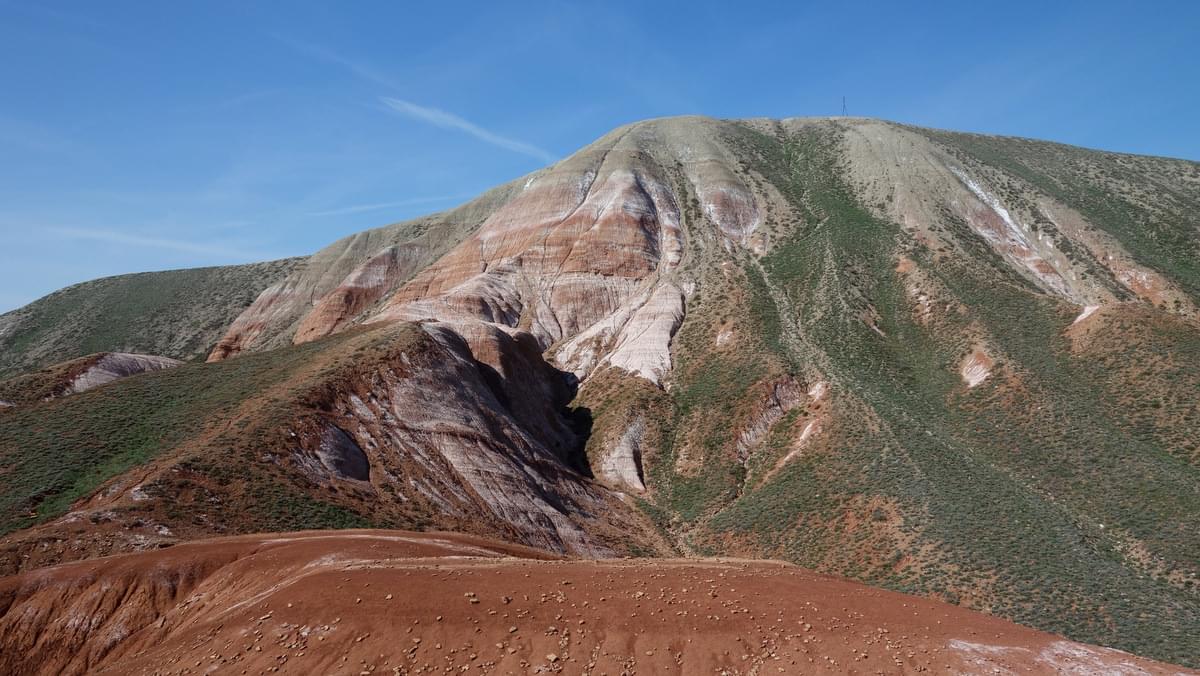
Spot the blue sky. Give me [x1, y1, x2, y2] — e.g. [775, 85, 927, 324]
[1, 0, 1197, 312]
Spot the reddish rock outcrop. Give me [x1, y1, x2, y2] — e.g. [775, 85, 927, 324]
[374, 164, 685, 350]
[361, 122, 763, 389]
[206, 277, 303, 361]
[208, 181, 523, 361]
[292, 243, 423, 343]
[208, 119, 764, 391]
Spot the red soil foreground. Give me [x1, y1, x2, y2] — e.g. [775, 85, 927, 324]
[0, 530, 1190, 675]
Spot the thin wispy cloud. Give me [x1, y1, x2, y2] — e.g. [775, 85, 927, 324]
[275, 36, 555, 163]
[308, 194, 468, 217]
[49, 227, 270, 261]
[274, 34, 402, 91]
[380, 97, 555, 163]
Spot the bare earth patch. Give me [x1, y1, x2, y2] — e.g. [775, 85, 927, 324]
[0, 529, 1191, 675]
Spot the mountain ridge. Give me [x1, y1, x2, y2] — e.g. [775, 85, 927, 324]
[1, 114, 1198, 667]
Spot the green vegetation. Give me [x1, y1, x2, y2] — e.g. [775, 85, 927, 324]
[921, 129, 1200, 304]
[0, 330, 360, 535]
[0, 258, 301, 378]
[0, 354, 98, 405]
[635, 120, 1200, 666]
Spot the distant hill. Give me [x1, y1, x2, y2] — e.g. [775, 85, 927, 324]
[0, 259, 300, 378]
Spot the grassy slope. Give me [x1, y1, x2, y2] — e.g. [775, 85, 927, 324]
[0, 327, 388, 537]
[0, 353, 103, 405]
[0, 319, 650, 574]
[919, 129, 1200, 306]
[0, 259, 301, 378]
[631, 121, 1200, 666]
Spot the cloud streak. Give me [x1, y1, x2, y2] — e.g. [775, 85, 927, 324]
[275, 36, 555, 164]
[307, 194, 468, 217]
[380, 97, 555, 163]
[49, 227, 270, 261]
[275, 34, 403, 91]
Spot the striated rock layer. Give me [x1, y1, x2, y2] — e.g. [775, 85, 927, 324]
[4, 114, 1200, 668]
[212, 118, 771, 390]
[208, 181, 525, 361]
[0, 322, 651, 574]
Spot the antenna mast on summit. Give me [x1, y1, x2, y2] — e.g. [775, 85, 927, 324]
[842, 96, 847, 116]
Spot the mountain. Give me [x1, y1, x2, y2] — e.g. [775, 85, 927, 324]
[2, 530, 1191, 676]
[0, 259, 300, 379]
[0, 116, 1197, 667]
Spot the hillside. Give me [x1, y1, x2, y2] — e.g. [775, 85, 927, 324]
[0, 351, 181, 405]
[205, 177, 527, 360]
[0, 259, 300, 378]
[0, 319, 661, 573]
[0, 115, 1197, 667]
[1, 530, 1190, 676]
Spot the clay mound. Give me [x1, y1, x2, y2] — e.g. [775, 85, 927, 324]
[0, 530, 1189, 676]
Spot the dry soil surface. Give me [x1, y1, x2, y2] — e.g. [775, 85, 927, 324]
[0, 529, 1191, 675]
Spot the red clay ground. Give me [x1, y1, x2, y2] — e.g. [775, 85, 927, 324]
[0, 530, 1191, 675]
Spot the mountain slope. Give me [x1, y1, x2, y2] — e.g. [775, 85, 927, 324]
[206, 178, 527, 360]
[0, 320, 658, 574]
[0, 259, 300, 378]
[1, 115, 1198, 666]
[0, 352, 181, 405]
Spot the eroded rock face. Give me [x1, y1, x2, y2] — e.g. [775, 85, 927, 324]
[314, 424, 370, 481]
[66, 353, 182, 395]
[960, 348, 994, 388]
[313, 323, 610, 555]
[296, 321, 639, 557]
[556, 282, 685, 385]
[292, 244, 422, 344]
[735, 376, 806, 464]
[950, 168, 1087, 302]
[207, 119, 768, 391]
[375, 120, 755, 372]
[208, 182, 524, 361]
[600, 417, 646, 492]
[206, 277, 304, 362]
[427, 321, 580, 460]
[373, 164, 685, 352]
[1074, 304, 1102, 325]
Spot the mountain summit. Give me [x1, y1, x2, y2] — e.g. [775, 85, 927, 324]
[1, 116, 1198, 667]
